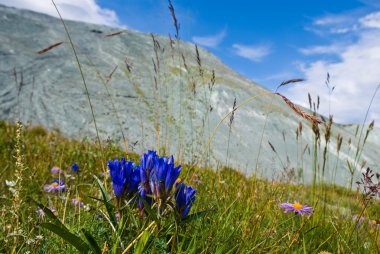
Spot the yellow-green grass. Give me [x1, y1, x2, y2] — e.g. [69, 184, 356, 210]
[0, 120, 379, 253]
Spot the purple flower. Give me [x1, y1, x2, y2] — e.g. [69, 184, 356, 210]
[280, 201, 313, 216]
[71, 163, 80, 173]
[36, 207, 57, 218]
[108, 158, 140, 198]
[174, 182, 196, 219]
[352, 214, 365, 222]
[43, 179, 67, 193]
[72, 198, 84, 207]
[51, 166, 64, 174]
[36, 208, 45, 218]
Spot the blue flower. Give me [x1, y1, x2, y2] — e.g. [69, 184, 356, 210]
[108, 158, 140, 198]
[71, 163, 80, 173]
[175, 182, 196, 218]
[150, 155, 181, 199]
[140, 150, 157, 185]
[138, 184, 152, 209]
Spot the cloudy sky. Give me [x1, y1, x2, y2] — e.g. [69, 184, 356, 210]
[1, 0, 380, 124]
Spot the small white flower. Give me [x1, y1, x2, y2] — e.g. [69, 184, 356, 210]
[5, 180, 16, 187]
[26, 239, 35, 245]
[84, 204, 91, 212]
[35, 235, 44, 240]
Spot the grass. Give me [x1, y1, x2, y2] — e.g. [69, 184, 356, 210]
[2, 1, 380, 253]
[1, 121, 380, 253]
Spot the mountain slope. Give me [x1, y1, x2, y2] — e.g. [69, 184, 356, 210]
[0, 4, 379, 186]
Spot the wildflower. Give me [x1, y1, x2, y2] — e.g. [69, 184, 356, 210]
[35, 235, 44, 240]
[174, 182, 197, 219]
[83, 204, 91, 212]
[36, 208, 45, 219]
[352, 214, 365, 222]
[5, 180, 16, 187]
[150, 155, 181, 200]
[43, 179, 67, 193]
[36, 207, 57, 218]
[51, 166, 64, 174]
[71, 163, 80, 173]
[108, 158, 140, 198]
[280, 201, 313, 216]
[138, 184, 152, 209]
[369, 219, 379, 227]
[140, 150, 157, 187]
[72, 197, 84, 207]
[356, 167, 380, 200]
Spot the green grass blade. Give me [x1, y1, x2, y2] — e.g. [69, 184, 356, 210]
[181, 209, 213, 223]
[40, 223, 90, 253]
[81, 229, 102, 254]
[134, 230, 151, 254]
[93, 175, 117, 227]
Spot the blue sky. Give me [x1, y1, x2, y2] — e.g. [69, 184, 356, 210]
[1, 0, 380, 124]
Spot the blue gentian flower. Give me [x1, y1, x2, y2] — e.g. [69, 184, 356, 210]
[71, 163, 80, 173]
[138, 184, 152, 209]
[108, 158, 140, 198]
[174, 182, 196, 218]
[140, 150, 157, 186]
[150, 155, 181, 199]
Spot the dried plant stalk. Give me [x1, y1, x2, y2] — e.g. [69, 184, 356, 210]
[36, 41, 64, 54]
[275, 93, 323, 124]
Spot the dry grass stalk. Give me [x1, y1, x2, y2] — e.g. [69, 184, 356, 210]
[124, 57, 132, 73]
[337, 133, 343, 153]
[105, 31, 124, 37]
[168, 0, 180, 38]
[195, 44, 203, 77]
[308, 93, 312, 110]
[275, 93, 323, 124]
[181, 53, 189, 71]
[210, 69, 216, 91]
[229, 98, 237, 127]
[106, 65, 118, 85]
[36, 41, 64, 54]
[277, 78, 304, 90]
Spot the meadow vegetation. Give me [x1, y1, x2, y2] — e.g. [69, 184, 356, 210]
[1, 1, 380, 253]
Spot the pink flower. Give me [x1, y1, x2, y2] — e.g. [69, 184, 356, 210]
[51, 166, 64, 174]
[72, 198, 84, 207]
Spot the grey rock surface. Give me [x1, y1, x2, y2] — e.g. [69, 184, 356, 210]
[1, 5, 379, 186]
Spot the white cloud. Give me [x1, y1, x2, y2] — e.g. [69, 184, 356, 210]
[285, 30, 380, 124]
[192, 30, 226, 48]
[360, 11, 380, 28]
[314, 15, 348, 26]
[299, 45, 343, 55]
[0, 0, 120, 27]
[232, 44, 271, 62]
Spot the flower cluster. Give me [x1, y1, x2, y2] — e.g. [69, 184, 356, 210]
[108, 150, 197, 219]
[356, 167, 380, 200]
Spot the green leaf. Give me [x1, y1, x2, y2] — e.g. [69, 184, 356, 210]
[181, 209, 213, 224]
[93, 175, 117, 227]
[37, 204, 66, 228]
[40, 223, 90, 253]
[134, 230, 151, 254]
[81, 229, 101, 254]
